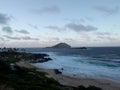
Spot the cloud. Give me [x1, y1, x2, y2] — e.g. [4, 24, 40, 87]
[31, 6, 60, 14]
[4, 35, 20, 40]
[64, 18, 85, 23]
[79, 32, 91, 40]
[2, 26, 13, 34]
[29, 24, 38, 29]
[45, 26, 63, 31]
[0, 37, 5, 41]
[5, 41, 41, 48]
[21, 36, 39, 40]
[94, 32, 111, 35]
[3, 35, 39, 41]
[2, 26, 30, 35]
[0, 42, 5, 47]
[0, 13, 10, 25]
[41, 36, 59, 43]
[65, 23, 98, 32]
[15, 29, 30, 34]
[93, 31, 117, 42]
[46, 22, 97, 32]
[63, 38, 76, 43]
[40, 36, 60, 46]
[97, 36, 116, 41]
[94, 6, 119, 15]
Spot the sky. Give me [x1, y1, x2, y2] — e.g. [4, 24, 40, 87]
[0, 0, 120, 47]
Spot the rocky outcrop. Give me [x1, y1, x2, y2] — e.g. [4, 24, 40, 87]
[73, 47, 87, 49]
[54, 69, 62, 74]
[30, 54, 52, 63]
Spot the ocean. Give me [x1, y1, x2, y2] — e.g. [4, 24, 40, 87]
[25, 47, 120, 82]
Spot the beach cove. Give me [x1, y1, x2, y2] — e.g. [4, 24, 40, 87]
[16, 60, 120, 90]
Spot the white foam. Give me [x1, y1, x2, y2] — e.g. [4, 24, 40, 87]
[34, 52, 120, 82]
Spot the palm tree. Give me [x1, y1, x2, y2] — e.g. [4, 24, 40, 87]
[0, 48, 1, 52]
[3, 47, 7, 52]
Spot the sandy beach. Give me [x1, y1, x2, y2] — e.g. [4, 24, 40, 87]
[16, 61, 120, 90]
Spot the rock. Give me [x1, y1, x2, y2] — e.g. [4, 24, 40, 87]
[10, 63, 16, 71]
[61, 68, 64, 70]
[79, 47, 87, 49]
[30, 53, 52, 63]
[54, 69, 62, 74]
[74, 47, 87, 49]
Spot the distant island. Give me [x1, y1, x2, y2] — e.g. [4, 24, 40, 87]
[47, 42, 87, 49]
[48, 43, 71, 48]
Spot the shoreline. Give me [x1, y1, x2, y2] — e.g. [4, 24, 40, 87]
[16, 61, 120, 90]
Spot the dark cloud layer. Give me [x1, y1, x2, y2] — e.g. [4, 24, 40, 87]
[94, 6, 119, 15]
[65, 23, 97, 32]
[2, 26, 13, 34]
[46, 22, 97, 32]
[31, 6, 60, 14]
[0, 13, 10, 25]
[15, 29, 29, 34]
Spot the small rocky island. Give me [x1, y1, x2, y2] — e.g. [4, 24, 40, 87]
[48, 42, 87, 49]
[49, 43, 71, 48]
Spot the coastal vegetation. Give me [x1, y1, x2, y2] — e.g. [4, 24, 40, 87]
[0, 48, 102, 90]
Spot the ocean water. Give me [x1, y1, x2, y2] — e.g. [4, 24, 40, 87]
[25, 47, 120, 82]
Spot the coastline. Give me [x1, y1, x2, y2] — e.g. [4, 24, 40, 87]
[16, 61, 120, 90]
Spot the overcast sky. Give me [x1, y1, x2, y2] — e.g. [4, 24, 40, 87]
[0, 0, 120, 47]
